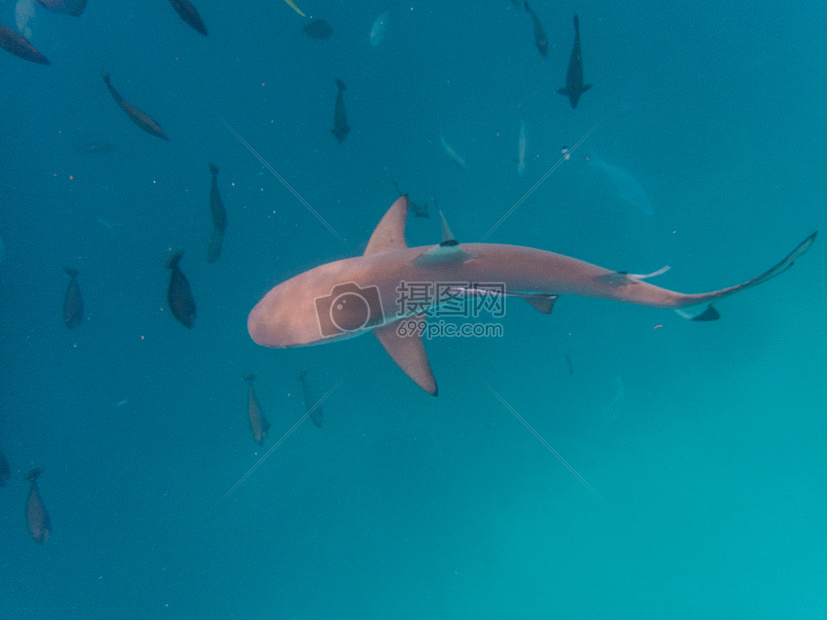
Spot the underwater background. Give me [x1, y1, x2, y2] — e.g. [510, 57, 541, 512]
[1, 0, 825, 617]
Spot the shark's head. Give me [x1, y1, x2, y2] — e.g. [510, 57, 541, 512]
[248, 259, 389, 348]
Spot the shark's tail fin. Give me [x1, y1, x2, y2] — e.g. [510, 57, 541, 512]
[674, 231, 817, 320]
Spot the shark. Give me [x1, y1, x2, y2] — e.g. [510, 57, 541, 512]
[248, 196, 816, 396]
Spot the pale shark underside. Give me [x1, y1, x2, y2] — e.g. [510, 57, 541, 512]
[248, 196, 816, 395]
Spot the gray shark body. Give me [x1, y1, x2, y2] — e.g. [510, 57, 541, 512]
[249, 196, 816, 395]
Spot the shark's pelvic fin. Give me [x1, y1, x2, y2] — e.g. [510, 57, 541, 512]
[519, 293, 559, 314]
[373, 314, 438, 396]
[364, 195, 410, 255]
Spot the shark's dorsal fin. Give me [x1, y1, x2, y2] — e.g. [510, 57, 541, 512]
[413, 210, 475, 267]
[364, 195, 409, 256]
[439, 210, 457, 245]
[373, 314, 438, 396]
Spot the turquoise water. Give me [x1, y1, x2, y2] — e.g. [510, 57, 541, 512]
[1, 1, 825, 617]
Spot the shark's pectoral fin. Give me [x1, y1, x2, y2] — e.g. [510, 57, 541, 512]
[373, 316, 438, 396]
[582, 84, 593, 93]
[520, 293, 559, 314]
[557, 87, 569, 96]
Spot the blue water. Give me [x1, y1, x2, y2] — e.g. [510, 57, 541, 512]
[1, 1, 825, 618]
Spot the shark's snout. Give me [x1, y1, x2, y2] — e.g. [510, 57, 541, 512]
[246, 304, 270, 346]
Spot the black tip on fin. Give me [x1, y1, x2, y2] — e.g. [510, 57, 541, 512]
[691, 304, 720, 322]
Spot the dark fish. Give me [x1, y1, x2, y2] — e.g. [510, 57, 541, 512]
[298, 370, 323, 428]
[167, 0, 208, 36]
[206, 228, 224, 264]
[206, 164, 226, 263]
[25, 469, 50, 544]
[35, 0, 87, 16]
[208, 163, 226, 233]
[303, 18, 333, 40]
[166, 251, 196, 328]
[558, 14, 592, 108]
[0, 22, 50, 65]
[244, 374, 270, 445]
[565, 354, 574, 375]
[331, 78, 350, 144]
[63, 268, 84, 328]
[393, 181, 429, 218]
[102, 71, 169, 141]
[524, 2, 547, 57]
[0, 450, 9, 486]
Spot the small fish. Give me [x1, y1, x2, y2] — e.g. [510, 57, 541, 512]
[166, 251, 196, 328]
[16, 0, 36, 39]
[558, 14, 592, 108]
[73, 141, 116, 154]
[298, 370, 323, 428]
[331, 78, 350, 144]
[302, 18, 333, 40]
[36, 0, 86, 15]
[167, 0, 207, 36]
[25, 468, 50, 544]
[370, 9, 390, 46]
[0, 450, 9, 486]
[392, 181, 429, 218]
[565, 354, 574, 375]
[439, 133, 467, 169]
[282, 0, 305, 17]
[517, 119, 526, 178]
[208, 163, 226, 233]
[63, 267, 84, 328]
[206, 228, 224, 264]
[586, 152, 653, 215]
[523, 2, 547, 57]
[102, 71, 169, 141]
[97, 218, 121, 230]
[244, 374, 270, 445]
[0, 21, 50, 65]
